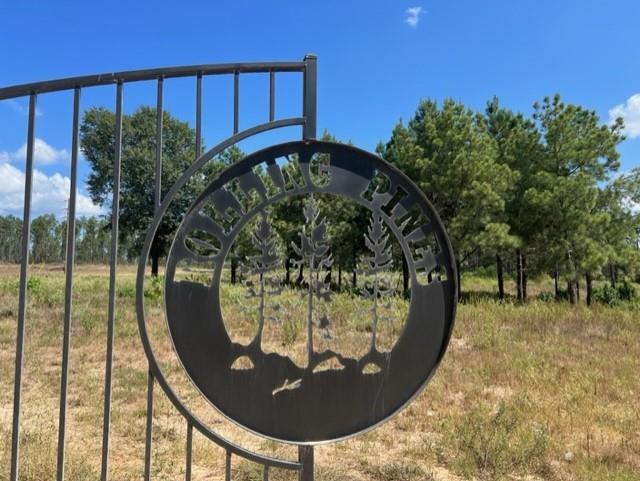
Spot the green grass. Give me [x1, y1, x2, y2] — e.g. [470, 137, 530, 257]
[0, 264, 638, 480]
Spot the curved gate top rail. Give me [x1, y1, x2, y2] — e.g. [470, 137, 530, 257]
[0, 59, 308, 99]
[3, 55, 318, 481]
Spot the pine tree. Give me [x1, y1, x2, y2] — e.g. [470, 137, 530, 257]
[291, 194, 333, 366]
[529, 95, 624, 303]
[360, 214, 394, 353]
[378, 100, 517, 296]
[242, 211, 282, 349]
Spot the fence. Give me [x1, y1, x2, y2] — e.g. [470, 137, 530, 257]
[0, 54, 318, 481]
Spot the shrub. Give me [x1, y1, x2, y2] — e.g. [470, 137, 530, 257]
[617, 280, 636, 302]
[117, 281, 135, 298]
[143, 275, 163, 302]
[187, 271, 212, 285]
[593, 285, 620, 306]
[593, 281, 636, 306]
[465, 265, 497, 278]
[27, 275, 42, 293]
[448, 401, 549, 480]
[536, 291, 555, 303]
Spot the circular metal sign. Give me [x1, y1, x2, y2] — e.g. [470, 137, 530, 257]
[163, 140, 457, 444]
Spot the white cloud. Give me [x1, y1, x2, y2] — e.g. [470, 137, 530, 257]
[0, 163, 102, 218]
[405, 6, 425, 28]
[0, 137, 69, 166]
[2, 99, 43, 117]
[609, 93, 640, 139]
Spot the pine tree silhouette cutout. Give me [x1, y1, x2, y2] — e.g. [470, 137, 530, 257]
[242, 211, 282, 350]
[291, 194, 333, 367]
[360, 213, 394, 353]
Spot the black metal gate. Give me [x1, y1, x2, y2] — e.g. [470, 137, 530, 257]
[0, 55, 318, 481]
[1, 53, 457, 481]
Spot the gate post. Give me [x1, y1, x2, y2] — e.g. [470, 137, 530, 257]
[298, 445, 314, 481]
[303, 54, 317, 140]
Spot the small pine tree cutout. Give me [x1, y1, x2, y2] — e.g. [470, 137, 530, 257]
[291, 194, 334, 367]
[241, 211, 283, 350]
[360, 213, 394, 353]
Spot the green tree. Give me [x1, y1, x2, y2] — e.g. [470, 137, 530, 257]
[30, 214, 62, 263]
[270, 131, 369, 290]
[0, 215, 23, 263]
[380, 99, 517, 295]
[218, 146, 249, 284]
[485, 97, 542, 301]
[376, 124, 424, 294]
[75, 216, 110, 263]
[81, 106, 200, 275]
[527, 173, 604, 303]
[529, 95, 624, 303]
[271, 189, 306, 285]
[325, 197, 369, 290]
[310, 131, 368, 290]
[597, 169, 640, 290]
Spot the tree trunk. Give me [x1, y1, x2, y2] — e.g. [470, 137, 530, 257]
[576, 278, 580, 302]
[522, 254, 528, 301]
[151, 235, 159, 277]
[516, 250, 523, 302]
[568, 279, 577, 305]
[338, 266, 342, 291]
[285, 256, 291, 285]
[586, 272, 593, 306]
[231, 258, 238, 284]
[496, 254, 504, 301]
[609, 263, 616, 288]
[352, 267, 357, 289]
[151, 253, 159, 277]
[296, 263, 304, 286]
[402, 255, 409, 296]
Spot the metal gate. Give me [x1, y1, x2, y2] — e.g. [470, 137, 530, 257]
[0, 55, 318, 481]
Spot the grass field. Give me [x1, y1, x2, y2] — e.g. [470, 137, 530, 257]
[0, 264, 638, 480]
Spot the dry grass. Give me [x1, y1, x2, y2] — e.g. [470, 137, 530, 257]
[0, 264, 638, 480]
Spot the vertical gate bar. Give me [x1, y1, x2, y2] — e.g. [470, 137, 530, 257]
[298, 446, 314, 481]
[155, 77, 163, 211]
[269, 71, 275, 121]
[9, 92, 37, 481]
[302, 54, 317, 140]
[185, 422, 193, 481]
[233, 70, 239, 134]
[149, 77, 164, 274]
[100, 81, 124, 481]
[56, 87, 81, 481]
[195, 73, 202, 156]
[143, 75, 163, 481]
[263, 466, 269, 481]
[225, 451, 232, 481]
[143, 370, 155, 481]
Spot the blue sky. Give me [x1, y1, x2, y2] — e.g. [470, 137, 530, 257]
[1, 0, 639, 217]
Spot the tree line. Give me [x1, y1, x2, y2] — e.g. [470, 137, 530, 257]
[0, 215, 124, 264]
[2, 96, 638, 305]
[378, 95, 640, 304]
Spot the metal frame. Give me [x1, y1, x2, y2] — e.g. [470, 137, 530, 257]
[2, 54, 318, 481]
[156, 140, 457, 444]
[0, 61, 309, 100]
